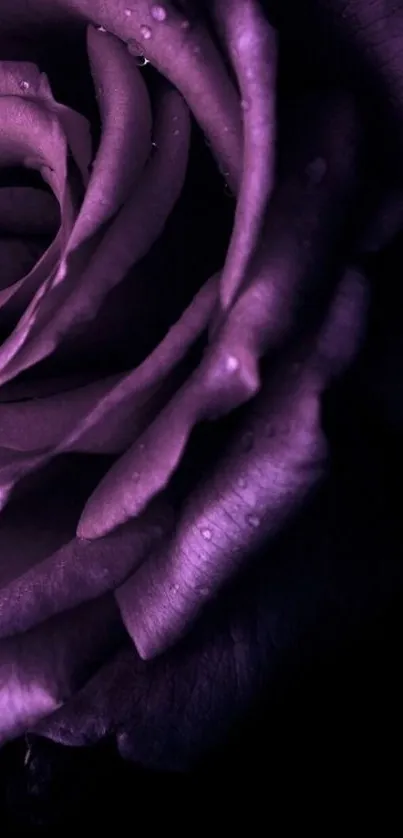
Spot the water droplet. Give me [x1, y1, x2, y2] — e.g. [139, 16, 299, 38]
[170, 583, 180, 594]
[305, 157, 327, 184]
[237, 477, 247, 489]
[151, 4, 167, 21]
[199, 587, 210, 597]
[172, 115, 179, 122]
[201, 528, 212, 541]
[247, 514, 260, 528]
[180, 19, 190, 31]
[151, 140, 158, 148]
[226, 355, 239, 372]
[19, 80, 30, 92]
[173, 129, 180, 137]
[140, 24, 152, 39]
[240, 98, 250, 111]
[97, 25, 107, 33]
[240, 430, 254, 452]
[124, 7, 132, 16]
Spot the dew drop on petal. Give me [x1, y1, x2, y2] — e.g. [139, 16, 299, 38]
[97, 25, 107, 33]
[180, 19, 190, 31]
[199, 587, 211, 597]
[240, 98, 250, 111]
[140, 24, 152, 40]
[201, 528, 212, 541]
[151, 4, 167, 22]
[170, 583, 180, 595]
[173, 129, 180, 136]
[226, 355, 239, 372]
[19, 80, 30, 92]
[247, 514, 260, 528]
[124, 8, 132, 16]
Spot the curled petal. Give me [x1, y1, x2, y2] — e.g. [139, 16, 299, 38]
[0, 274, 216, 507]
[0, 86, 190, 387]
[64, 25, 152, 255]
[0, 595, 124, 745]
[0, 90, 75, 342]
[0, 499, 172, 639]
[115, 269, 368, 659]
[212, 0, 277, 308]
[78, 92, 360, 539]
[36, 432, 399, 769]
[60, 0, 243, 190]
[0, 60, 92, 183]
[0, 375, 122, 452]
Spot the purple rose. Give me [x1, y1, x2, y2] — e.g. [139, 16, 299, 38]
[0, 0, 401, 770]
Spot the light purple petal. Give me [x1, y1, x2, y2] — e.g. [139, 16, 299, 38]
[0, 499, 172, 638]
[0, 60, 92, 183]
[0, 85, 189, 387]
[115, 269, 368, 659]
[51, 0, 244, 191]
[212, 0, 277, 308]
[78, 92, 360, 539]
[0, 595, 123, 745]
[0, 274, 216, 507]
[64, 25, 152, 255]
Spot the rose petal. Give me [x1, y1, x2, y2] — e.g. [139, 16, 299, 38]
[0, 60, 92, 183]
[0, 595, 124, 745]
[53, 0, 243, 191]
[115, 269, 368, 659]
[63, 25, 152, 256]
[0, 74, 76, 326]
[78, 92, 360, 539]
[0, 499, 172, 638]
[36, 457, 400, 769]
[0, 274, 216, 506]
[0, 85, 190, 387]
[212, 0, 277, 308]
[0, 32, 152, 380]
